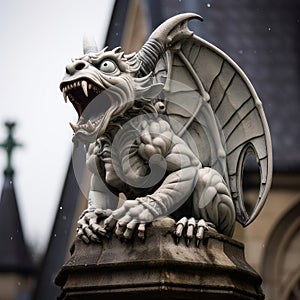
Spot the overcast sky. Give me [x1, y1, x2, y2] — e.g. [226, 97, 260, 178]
[0, 0, 114, 253]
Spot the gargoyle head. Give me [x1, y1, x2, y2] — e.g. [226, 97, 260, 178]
[60, 13, 200, 143]
[60, 45, 163, 143]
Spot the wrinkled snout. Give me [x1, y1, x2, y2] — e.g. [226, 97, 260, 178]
[65, 60, 89, 76]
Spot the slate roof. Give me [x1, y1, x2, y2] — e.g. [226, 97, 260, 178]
[146, 0, 300, 172]
[0, 174, 34, 274]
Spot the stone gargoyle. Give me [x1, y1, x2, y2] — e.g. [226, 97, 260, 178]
[60, 13, 272, 245]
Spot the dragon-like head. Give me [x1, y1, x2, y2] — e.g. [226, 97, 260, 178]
[60, 46, 156, 143]
[60, 13, 200, 143]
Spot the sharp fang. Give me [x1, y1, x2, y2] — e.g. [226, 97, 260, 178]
[88, 84, 92, 89]
[78, 116, 84, 125]
[81, 80, 88, 97]
[87, 120, 94, 131]
[63, 91, 68, 103]
[69, 122, 78, 132]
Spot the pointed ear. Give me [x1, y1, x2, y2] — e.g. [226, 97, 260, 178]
[136, 83, 164, 99]
[83, 34, 98, 54]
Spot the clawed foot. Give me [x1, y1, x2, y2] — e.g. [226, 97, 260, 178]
[77, 200, 156, 243]
[174, 217, 214, 246]
[103, 199, 156, 241]
[104, 215, 147, 241]
[77, 208, 112, 243]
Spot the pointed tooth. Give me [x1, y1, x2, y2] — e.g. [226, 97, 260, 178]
[88, 84, 92, 90]
[81, 80, 88, 97]
[78, 116, 84, 125]
[69, 122, 78, 132]
[63, 91, 68, 103]
[87, 120, 94, 131]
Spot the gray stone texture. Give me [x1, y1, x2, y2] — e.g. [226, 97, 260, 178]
[56, 218, 264, 300]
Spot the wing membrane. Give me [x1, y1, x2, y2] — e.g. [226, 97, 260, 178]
[155, 34, 272, 226]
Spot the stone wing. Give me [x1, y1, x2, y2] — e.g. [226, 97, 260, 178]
[154, 34, 272, 226]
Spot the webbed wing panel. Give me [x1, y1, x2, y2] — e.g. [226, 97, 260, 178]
[154, 33, 272, 226]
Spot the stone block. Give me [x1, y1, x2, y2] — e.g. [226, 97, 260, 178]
[56, 218, 264, 300]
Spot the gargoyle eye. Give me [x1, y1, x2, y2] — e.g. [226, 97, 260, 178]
[99, 59, 118, 73]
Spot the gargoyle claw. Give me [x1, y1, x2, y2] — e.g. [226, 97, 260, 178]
[76, 208, 113, 243]
[175, 217, 209, 247]
[90, 223, 107, 236]
[103, 214, 147, 241]
[196, 219, 209, 246]
[137, 223, 146, 241]
[104, 215, 117, 230]
[186, 217, 196, 246]
[175, 217, 188, 242]
[123, 220, 137, 240]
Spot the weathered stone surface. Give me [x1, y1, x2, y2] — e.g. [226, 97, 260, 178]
[56, 218, 264, 300]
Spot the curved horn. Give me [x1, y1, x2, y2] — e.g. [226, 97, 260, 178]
[137, 13, 203, 76]
[83, 34, 98, 54]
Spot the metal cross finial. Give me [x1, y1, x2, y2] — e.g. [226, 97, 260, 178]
[0, 122, 22, 176]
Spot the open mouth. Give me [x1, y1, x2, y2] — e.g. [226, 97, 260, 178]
[60, 78, 113, 133]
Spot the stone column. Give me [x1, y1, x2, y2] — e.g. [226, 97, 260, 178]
[56, 218, 264, 300]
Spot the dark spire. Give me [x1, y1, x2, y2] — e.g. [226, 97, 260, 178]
[0, 122, 33, 274]
[0, 122, 22, 176]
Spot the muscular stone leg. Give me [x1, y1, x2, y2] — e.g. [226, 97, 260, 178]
[193, 167, 235, 237]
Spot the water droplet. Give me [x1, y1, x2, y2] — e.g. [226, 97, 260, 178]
[84, 264, 87, 267]
[238, 49, 244, 54]
[63, 216, 67, 220]
[10, 236, 13, 240]
[9, 181, 12, 184]
[207, 3, 211, 7]
[268, 27, 271, 31]
[59, 206, 63, 210]
[54, 234, 57, 238]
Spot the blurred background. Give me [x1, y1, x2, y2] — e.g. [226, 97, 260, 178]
[0, 0, 299, 299]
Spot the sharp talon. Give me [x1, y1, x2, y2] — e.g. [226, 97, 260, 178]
[137, 223, 146, 241]
[175, 236, 180, 245]
[91, 236, 101, 243]
[186, 238, 190, 247]
[138, 232, 145, 241]
[187, 225, 194, 239]
[196, 227, 204, 240]
[104, 217, 117, 230]
[115, 223, 124, 237]
[175, 224, 184, 237]
[196, 239, 201, 247]
[123, 228, 133, 240]
[96, 227, 107, 236]
[81, 235, 90, 244]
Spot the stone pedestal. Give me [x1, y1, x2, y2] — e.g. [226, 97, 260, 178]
[56, 218, 264, 300]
